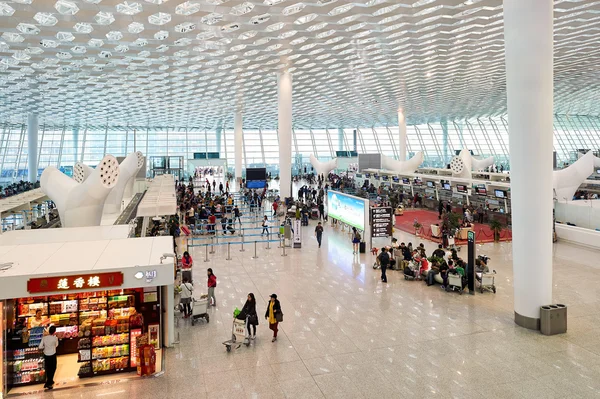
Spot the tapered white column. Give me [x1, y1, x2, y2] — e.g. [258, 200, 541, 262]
[27, 113, 39, 183]
[73, 127, 80, 163]
[234, 111, 243, 181]
[278, 71, 292, 199]
[398, 109, 407, 161]
[504, 0, 553, 329]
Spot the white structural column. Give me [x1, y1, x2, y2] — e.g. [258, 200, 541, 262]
[278, 71, 292, 199]
[234, 111, 243, 181]
[27, 113, 39, 183]
[398, 109, 407, 161]
[73, 127, 79, 162]
[504, 0, 554, 329]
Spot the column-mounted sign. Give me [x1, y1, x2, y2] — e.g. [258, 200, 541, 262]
[27, 272, 124, 294]
[370, 207, 393, 238]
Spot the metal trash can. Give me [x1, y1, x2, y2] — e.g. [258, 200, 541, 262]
[540, 304, 567, 335]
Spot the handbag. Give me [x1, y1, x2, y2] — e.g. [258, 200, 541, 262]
[248, 314, 259, 325]
[275, 311, 283, 323]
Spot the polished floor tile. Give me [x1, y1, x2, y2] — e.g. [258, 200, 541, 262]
[18, 199, 600, 399]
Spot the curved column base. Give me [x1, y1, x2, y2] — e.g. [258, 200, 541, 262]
[514, 311, 540, 330]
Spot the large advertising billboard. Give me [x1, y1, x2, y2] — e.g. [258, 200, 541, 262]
[327, 190, 366, 231]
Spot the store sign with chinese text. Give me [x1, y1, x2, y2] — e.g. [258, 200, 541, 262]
[27, 272, 124, 294]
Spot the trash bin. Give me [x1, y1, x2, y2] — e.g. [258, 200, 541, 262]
[540, 304, 567, 335]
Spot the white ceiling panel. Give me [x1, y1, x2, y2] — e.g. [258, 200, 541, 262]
[1, 0, 600, 128]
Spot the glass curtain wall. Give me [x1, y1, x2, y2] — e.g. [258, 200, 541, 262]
[2, 115, 600, 185]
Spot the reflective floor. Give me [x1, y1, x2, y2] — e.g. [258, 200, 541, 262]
[19, 215, 600, 398]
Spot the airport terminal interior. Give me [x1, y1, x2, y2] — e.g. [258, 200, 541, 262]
[2, 0, 600, 398]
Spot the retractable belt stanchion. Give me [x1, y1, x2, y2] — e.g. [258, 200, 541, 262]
[240, 233, 245, 252]
[266, 235, 271, 249]
[204, 245, 210, 262]
[209, 237, 215, 254]
[252, 241, 258, 259]
[281, 237, 287, 257]
[226, 242, 232, 260]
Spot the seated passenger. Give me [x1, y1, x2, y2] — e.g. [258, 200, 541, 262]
[439, 260, 449, 289]
[432, 244, 446, 259]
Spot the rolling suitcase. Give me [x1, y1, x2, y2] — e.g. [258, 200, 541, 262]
[359, 241, 366, 253]
[426, 271, 435, 286]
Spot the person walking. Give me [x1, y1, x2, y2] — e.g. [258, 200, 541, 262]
[318, 202, 324, 220]
[207, 268, 217, 306]
[239, 293, 258, 340]
[315, 222, 324, 248]
[265, 294, 282, 342]
[272, 200, 279, 217]
[181, 251, 193, 283]
[180, 277, 194, 318]
[219, 182, 224, 194]
[378, 247, 390, 283]
[351, 227, 361, 254]
[233, 205, 242, 228]
[438, 200, 444, 219]
[39, 325, 59, 390]
[261, 215, 269, 237]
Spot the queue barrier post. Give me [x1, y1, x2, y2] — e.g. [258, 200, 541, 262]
[281, 237, 287, 257]
[252, 241, 258, 259]
[240, 234, 245, 252]
[209, 237, 215, 254]
[203, 245, 210, 262]
[226, 242, 232, 260]
[266, 236, 271, 250]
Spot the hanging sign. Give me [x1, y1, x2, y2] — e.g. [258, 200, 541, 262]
[27, 272, 124, 294]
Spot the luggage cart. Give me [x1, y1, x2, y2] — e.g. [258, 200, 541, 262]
[223, 318, 250, 352]
[446, 274, 464, 294]
[191, 297, 209, 325]
[477, 271, 497, 293]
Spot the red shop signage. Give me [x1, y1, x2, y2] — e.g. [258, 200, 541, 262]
[27, 272, 124, 294]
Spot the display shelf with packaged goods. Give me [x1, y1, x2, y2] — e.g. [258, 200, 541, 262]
[77, 293, 138, 378]
[7, 348, 45, 387]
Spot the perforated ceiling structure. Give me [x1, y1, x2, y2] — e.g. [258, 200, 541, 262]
[1, 0, 599, 129]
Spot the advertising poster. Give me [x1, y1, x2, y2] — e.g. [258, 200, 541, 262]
[327, 191, 366, 231]
[371, 207, 393, 238]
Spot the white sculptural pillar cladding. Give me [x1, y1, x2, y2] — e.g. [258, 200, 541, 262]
[278, 71, 292, 199]
[41, 155, 120, 227]
[398, 109, 407, 162]
[104, 151, 144, 214]
[27, 113, 39, 183]
[234, 111, 243, 181]
[504, 0, 554, 329]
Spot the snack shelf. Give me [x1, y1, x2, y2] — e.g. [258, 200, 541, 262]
[92, 353, 130, 360]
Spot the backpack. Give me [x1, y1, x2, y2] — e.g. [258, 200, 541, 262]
[355, 232, 361, 241]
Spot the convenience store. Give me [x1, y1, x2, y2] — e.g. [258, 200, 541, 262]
[0, 234, 176, 396]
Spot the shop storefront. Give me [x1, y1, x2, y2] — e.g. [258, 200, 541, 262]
[0, 236, 175, 396]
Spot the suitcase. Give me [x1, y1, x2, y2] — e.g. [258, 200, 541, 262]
[359, 241, 366, 253]
[426, 271, 435, 286]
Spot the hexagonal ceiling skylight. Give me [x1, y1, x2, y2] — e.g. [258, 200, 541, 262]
[0, 0, 600, 129]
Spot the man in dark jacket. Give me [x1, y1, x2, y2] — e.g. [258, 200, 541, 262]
[378, 247, 390, 283]
[432, 244, 446, 259]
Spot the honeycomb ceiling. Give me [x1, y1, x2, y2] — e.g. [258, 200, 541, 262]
[1, 0, 600, 129]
